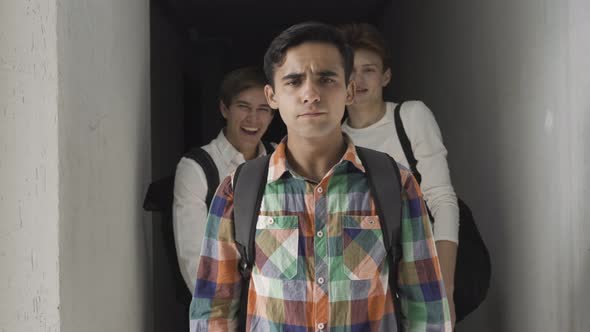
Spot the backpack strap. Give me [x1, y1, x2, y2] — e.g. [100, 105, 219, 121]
[232, 154, 272, 331]
[183, 147, 219, 208]
[355, 146, 403, 331]
[233, 155, 272, 267]
[393, 101, 422, 184]
[355, 147, 403, 253]
[394, 102, 436, 224]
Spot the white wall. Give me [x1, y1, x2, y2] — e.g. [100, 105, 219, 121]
[392, 0, 590, 331]
[1, 0, 151, 331]
[56, 1, 151, 332]
[0, 1, 61, 331]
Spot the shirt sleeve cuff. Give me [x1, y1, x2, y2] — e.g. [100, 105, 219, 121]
[432, 207, 460, 244]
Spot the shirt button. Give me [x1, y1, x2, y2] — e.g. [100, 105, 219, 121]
[317, 323, 325, 330]
[368, 218, 375, 225]
[316, 230, 323, 238]
[268, 218, 274, 225]
[318, 277, 325, 285]
[316, 187, 323, 194]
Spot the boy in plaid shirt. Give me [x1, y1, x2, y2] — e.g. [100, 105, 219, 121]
[190, 22, 452, 332]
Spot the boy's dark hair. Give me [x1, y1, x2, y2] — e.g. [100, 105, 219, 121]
[219, 66, 268, 108]
[338, 23, 391, 71]
[263, 22, 354, 87]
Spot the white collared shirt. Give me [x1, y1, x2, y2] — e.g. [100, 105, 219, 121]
[342, 101, 459, 243]
[173, 130, 270, 293]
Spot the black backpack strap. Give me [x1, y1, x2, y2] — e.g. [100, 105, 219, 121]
[355, 146, 403, 331]
[262, 140, 275, 154]
[394, 101, 422, 184]
[355, 147, 402, 252]
[183, 147, 219, 208]
[233, 155, 271, 267]
[232, 154, 271, 331]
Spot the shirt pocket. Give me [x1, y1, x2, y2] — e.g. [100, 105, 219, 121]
[342, 215, 387, 280]
[254, 215, 299, 279]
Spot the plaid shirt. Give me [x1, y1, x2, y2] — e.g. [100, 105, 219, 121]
[190, 137, 451, 332]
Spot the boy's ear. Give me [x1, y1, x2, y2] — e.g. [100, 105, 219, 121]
[264, 84, 279, 110]
[382, 68, 392, 87]
[345, 80, 356, 106]
[219, 100, 229, 119]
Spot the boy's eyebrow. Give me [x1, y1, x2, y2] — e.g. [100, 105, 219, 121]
[234, 99, 252, 105]
[281, 70, 339, 81]
[317, 70, 338, 77]
[281, 72, 304, 81]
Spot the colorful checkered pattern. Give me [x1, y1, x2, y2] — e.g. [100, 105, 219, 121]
[190, 137, 452, 332]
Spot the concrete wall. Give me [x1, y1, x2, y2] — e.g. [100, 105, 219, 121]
[0, 1, 61, 331]
[391, 0, 590, 331]
[1, 0, 151, 331]
[56, 1, 151, 332]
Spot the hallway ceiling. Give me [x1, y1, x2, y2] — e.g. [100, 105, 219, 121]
[155, 0, 390, 31]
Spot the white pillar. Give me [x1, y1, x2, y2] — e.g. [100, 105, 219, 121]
[56, 1, 151, 331]
[0, 1, 61, 331]
[1, 0, 151, 331]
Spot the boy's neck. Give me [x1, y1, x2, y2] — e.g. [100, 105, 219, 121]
[285, 129, 347, 183]
[346, 100, 387, 129]
[241, 147, 258, 161]
[224, 128, 258, 161]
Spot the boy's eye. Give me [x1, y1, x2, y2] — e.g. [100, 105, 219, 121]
[320, 77, 335, 84]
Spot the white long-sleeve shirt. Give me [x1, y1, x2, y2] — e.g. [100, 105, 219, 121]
[172, 130, 270, 293]
[342, 101, 459, 243]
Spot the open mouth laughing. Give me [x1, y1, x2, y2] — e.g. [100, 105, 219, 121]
[240, 126, 260, 136]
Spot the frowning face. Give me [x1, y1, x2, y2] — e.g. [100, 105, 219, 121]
[265, 42, 355, 140]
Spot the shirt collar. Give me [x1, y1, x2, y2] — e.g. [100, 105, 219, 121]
[342, 101, 395, 131]
[214, 129, 268, 165]
[267, 133, 366, 183]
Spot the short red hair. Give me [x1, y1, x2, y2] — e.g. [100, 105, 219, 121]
[338, 23, 391, 71]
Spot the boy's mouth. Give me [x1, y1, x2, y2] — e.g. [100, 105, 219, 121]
[241, 126, 260, 135]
